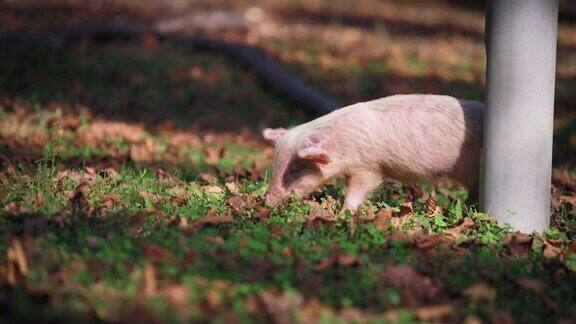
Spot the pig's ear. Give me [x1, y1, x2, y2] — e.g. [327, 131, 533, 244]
[297, 139, 331, 165]
[262, 128, 287, 144]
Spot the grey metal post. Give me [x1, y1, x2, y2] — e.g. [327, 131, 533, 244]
[481, 0, 558, 232]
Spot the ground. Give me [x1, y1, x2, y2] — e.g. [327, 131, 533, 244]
[1, 0, 576, 322]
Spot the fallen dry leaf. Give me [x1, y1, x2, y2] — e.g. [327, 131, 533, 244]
[204, 146, 223, 165]
[128, 212, 148, 235]
[414, 303, 455, 321]
[58, 170, 97, 185]
[490, 310, 514, 324]
[383, 263, 438, 306]
[298, 298, 325, 323]
[101, 193, 122, 203]
[533, 232, 563, 260]
[156, 169, 180, 187]
[395, 202, 413, 218]
[360, 206, 377, 222]
[543, 242, 562, 260]
[244, 294, 262, 315]
[390, 203, 416, 228]
[3, 202, 29, 214]
[143, 265, 157, 297]
[6, 237, 28, 285]
[552, 169, 576, 191]
[69, 182, 92, 216]
[281, 246, 293, 258]
[206, 236, 226, 245]
[337, 253, 359, 267]
[389, 230, 410, 242]
[464, 282, 496, 304]
[84, 120, 145, 144]
[128, 211, 148, 225]
[167, 215, 189, 229]
[227, 195, 255, 213]
[314, 250, 359, 272]
[373, 208, 393, 230]
[314, 257, 334, 272]
[444, 217, 475, 240]
[225, 182, 240, 194]
[425, 190, 437, 217]
[260, 290, 304, 324]
[463, 315, 483, 324]
[558, 195, 576, 212]
[253, 205, 271, 220]
[198, 172, 216, 183]
[130, 144, 154, 163]
[203, 185, 223, 195]
[85, 166, 96, 175]
[101, 193, 123, 209]
[103, 167, 118, 178]
[387, 229, 452, 250]
[34, 195, 44, 207]
[337, 307, 364, 323]
[407, 184, 424, 200]
[144, 245, 175, 263]
[205, 289, 222, 311]
[139, 191, 162, 204]
[411, 231, 453, 250]
[161, 284, 190, 315]
[193, 214, 234, 229]
[504, 232, 533, 257]
[169, 195, 188, 207]
[507, 232, 533, 245]
[306, 207, 337, 229]
[515, 277, 546, 294]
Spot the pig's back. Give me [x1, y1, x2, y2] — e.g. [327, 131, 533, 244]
[332, 94, 484, 181]
[370, 94, 483, 147]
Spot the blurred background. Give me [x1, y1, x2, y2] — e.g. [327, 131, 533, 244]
[1, 0, 575, 167]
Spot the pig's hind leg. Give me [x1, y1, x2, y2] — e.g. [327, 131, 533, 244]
[343, 171, 383, 212]
[447, 147, 480, 203]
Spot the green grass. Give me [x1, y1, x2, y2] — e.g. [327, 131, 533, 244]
[1, 138, 575, 322]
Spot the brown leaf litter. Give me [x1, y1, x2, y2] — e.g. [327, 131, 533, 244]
[443, 217, 475, 240]
[382, 263, 440, 307]
[5, 237, 29, 285]
[314, 250, 360, 272]
[227, 195, 270, 220]
[359, 207, 392, 230]
[68, 181, 92, 216]
[463, 282, 496, 304]
[425, 190, 437, 217]
[192, 214, 234, 230]
[306, 207, 338, 229]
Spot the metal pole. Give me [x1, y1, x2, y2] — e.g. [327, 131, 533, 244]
[481, 0, 558, 232]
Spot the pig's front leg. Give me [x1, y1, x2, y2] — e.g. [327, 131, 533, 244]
[342, 171, 382, 212]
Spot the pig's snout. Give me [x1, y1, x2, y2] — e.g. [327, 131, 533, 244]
[264, 190, 283, 207]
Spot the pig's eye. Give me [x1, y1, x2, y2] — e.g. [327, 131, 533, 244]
[282, 158, 320, 188]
